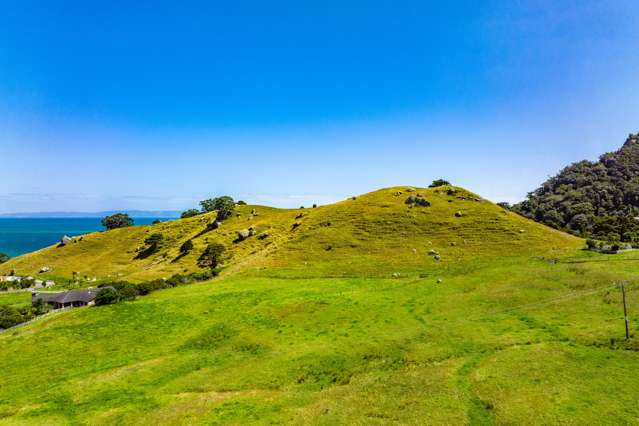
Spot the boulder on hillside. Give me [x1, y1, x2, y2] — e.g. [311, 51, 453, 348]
[428, 249, 439, 256]
[60, 235, 73, 246]
[455, 211, 463, 217]
[39, 266, 50, 273]
[248, 227, 256, 236]
[237, 229, 250, 241]
[257, 232, 270, 240]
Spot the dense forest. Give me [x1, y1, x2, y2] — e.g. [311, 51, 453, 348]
[513, 133, 639, 244]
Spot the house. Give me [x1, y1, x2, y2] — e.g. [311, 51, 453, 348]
[31, 287, 108, 310]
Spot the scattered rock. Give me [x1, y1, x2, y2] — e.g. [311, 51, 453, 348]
[519, 229, 525, 233]
[450, 242, 456, 246]
[428, 249, 439, 256]
[434, 255, 441, 261]
[251, 209, 258, 216]
[257, 232, 269, 240]
[326, 245, 333, 251]
[39, 266, 50, 273]
[292, 221, 302, 230]
[394, 191, 403, 196]
[295, 213, 304, 219]
[405, 188, 416, 192]
[248, 227, 256, 236]
[437, 278, 443, 284]
[475, 198, 482, 202]
[405, 195, 417, 204]
[237, 229, 251, 241]
[455, 211, 463, 217]
[392, 272, 401, 278]
[411, 248, 417, 254]
[60, 235, 73, 245]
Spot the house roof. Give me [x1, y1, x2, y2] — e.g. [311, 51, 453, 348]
[33, 287, 110, 304]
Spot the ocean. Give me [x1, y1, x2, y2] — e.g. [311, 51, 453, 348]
[0, 218, 172, 258]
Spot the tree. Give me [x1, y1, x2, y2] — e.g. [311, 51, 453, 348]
[95, 288, 121, 306]
[200, 196, 235, 220]
[136, 233, 164, 259]
[198, 243, 225, 269]
[0, 305, 24, 329]
[152, 219, 161, 225]
[181, 209, 200, 219]
[32, 298, 49, 315]
[0, 253, 9, 264]
[101, 213, 134, 230]
[429, 179, 451, 188]
[180, 239, 194, 254]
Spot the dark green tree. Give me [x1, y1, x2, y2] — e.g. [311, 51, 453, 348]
[0, 253, 9, 264]
[429, 179, 451, 188]
[180, 239, 194, 254]
[101, 213, 134, 230]
[181, 209, 201, 218]
[198, 243, 226, 269]
[200, 196, 235, 220]
[95, 288, 121, 306]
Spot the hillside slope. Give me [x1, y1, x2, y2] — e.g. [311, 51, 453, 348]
[514, 132, 639, 242]
[0, 185, 580, 283]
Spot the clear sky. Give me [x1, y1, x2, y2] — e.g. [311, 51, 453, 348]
[1, 1, 639, 213]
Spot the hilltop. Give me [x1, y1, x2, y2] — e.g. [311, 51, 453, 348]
[3, 185, 638, 424]
[0, 185, 579, 283]
[514, 132, 639, 243]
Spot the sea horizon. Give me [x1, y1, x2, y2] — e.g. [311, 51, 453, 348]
[0, 217, 174, 258]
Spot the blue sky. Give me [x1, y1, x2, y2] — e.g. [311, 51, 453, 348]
[1, 1, 639, 213]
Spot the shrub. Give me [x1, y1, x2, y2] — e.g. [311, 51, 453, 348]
[0, 252, 9, 264]
[181, 209, 200, 219]
[152, 219, 161, 225]
[101, 213, 134, 230]
[429, 179, 451, 188]
[198, 243, 226, 269]
[180, 239, 194, 254]
[95, 288, 121, 306]
[0, 305, 26, 329]
[237, 200, 247, 205]
[586, 239, 598, 250]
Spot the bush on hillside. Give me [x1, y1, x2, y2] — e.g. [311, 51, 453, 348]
[0, 252, 9, 264]
[198, 243, 225, 269]
[237, 200, 247, 205]
[101, 213, 134, 230]
[181, 209, 201, 219]
[180, 239, 194, 254]
[95, 288, 121, 306]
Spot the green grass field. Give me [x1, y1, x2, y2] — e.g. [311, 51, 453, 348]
[0, 187, 637, 424]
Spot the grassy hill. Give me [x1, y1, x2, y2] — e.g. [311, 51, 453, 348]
[0, 186, 579, 283]
[1, 186, 638, 424]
